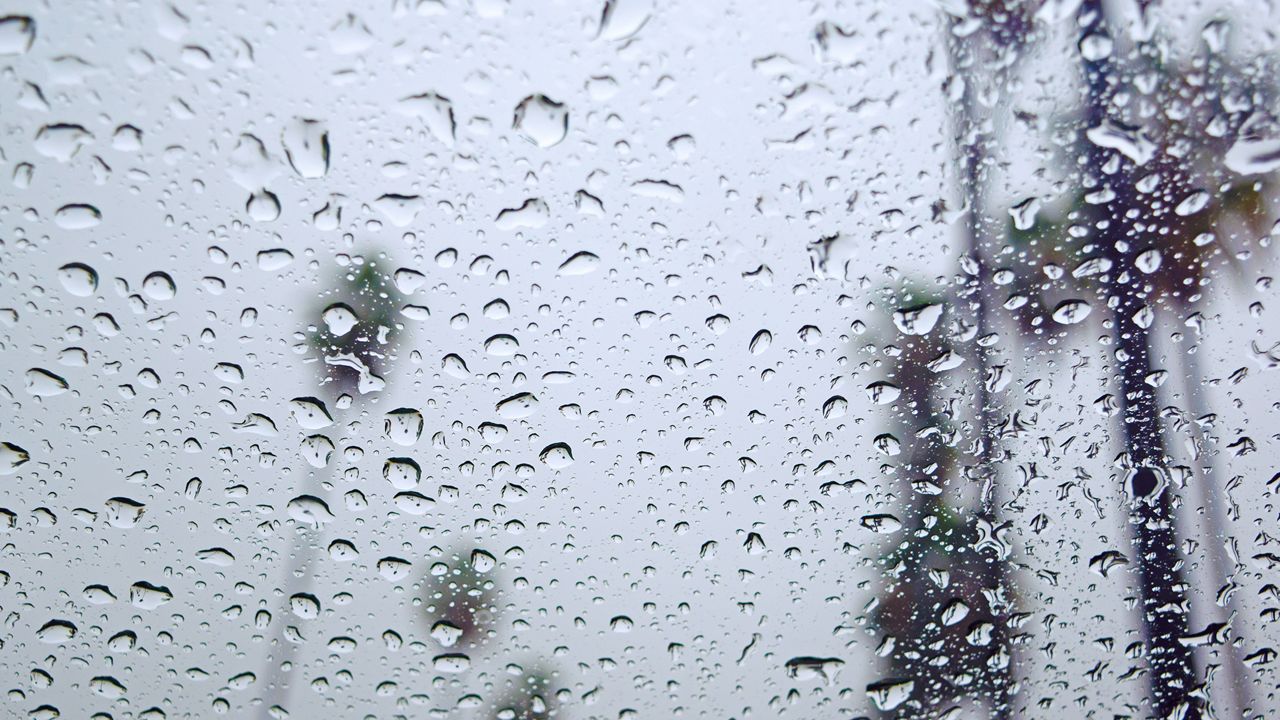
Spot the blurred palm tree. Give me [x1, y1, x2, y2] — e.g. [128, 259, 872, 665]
[258, 247, 407, 718]
[417, 548, 567, 719]
[997, 8, 1278, 717]
[866, 4, 1043, 714]
[488, 665, 559, 720]
[885, 3, 1042, 715]
[869, 290, 1020, 718]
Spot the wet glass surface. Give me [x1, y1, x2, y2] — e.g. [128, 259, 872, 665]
[1, 1, 1279, 718]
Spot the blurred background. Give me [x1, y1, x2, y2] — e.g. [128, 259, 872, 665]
[1, 0, 1278, 718]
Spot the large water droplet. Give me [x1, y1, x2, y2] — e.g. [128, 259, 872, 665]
[513, 94, 569, 148]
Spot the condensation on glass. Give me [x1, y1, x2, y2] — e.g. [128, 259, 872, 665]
[0, 1, 1278, 718]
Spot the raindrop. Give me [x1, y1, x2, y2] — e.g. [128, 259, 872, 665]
[865, 381, 900, 404]
[26, 368, 69, 397]
[892, 303, 943, 335]
[256, 248, 294, 271]
[557, 251, 599, 276]
[397, 92, 456, 147]
[1052, 299, 1092, 325]
[494, 198, 549, 230]
[0, 15, 36, 55]
[821, 396, 847, 419]
[53, 204, 101, 229]
[867, 678, 914, 711]
[281, 118, 330, 178]
[142, 271, 176, 300]
[513, 94, 569, 148]
[383, 457, 422, 490]
[385, 408, 424, 446]
[859, 514, 901, 533]
[1135, 248, 1162, 274]
[485, 334, 520, 356]
[372, 193, 424, 227]
[596, 0, 652, 40]
[496, 392, 539, 419]
[57, 263, 98, 297]
[0, 442, 29, 475]
[322, 303, 358, 336]
[129, 581, 173, 609]
[36, 619, 77, 644]
[748, 329, 772, 355]
[290, 397, 334, 429]
[539, 442, 574, 469]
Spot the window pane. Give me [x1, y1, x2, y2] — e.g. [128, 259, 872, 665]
[1, 1, 1278, 718]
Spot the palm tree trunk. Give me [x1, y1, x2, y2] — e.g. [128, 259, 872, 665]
[948, 17, 1017, 719]
[257, 460, 333, 718]
[1078, 2, 1200, 717]
[1181, 343, 1252, 718]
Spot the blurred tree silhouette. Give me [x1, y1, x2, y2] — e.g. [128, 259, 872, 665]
[871, 2, 1044, 715]
[995, 6, 1279, 717]
[869, 288, 1020, 718]
[259, 247, 406, 719]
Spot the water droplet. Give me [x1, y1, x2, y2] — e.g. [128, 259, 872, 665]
[246, 189, 281, 222]
[859, 514, 901, 533]
[397, 92, 456, 147]
[34, 123, 93, 161]
[1174, 189, 1210, 216]
[289, 397, 334, 430]
[57, 263, 98, 297]
[822, 395, 847, 419]
[867, 678, 914, 711]
[1009, 197, 1040, 230]
[129, 581, 173, 609]
[748, 329, 772, 355]
[195, 547, 235, 566]
[383, 457, 422, 490]
[385, 408, 424, 446]
[785, 656, 844, 684]
[940, 598, 970, 626]
[513, 94, 568, 148]
[539, 442, 574, 469]
[892, 303, 943, 335]
[373, 193, 425, 227]
[596, 0, 652, 40]
[433, 653, 472, 673]
[1052, 299, 1092, 325]
[0, 442, 29, 475]
[290, 593, 320, 619]
[0, 15, 36, 55]
[256, 248, 294, 271]
[495, 198, 549, 230]
[322, 303, 358, 336]
[26, 368, 69, 397]
[282, 118, 330, 178]
[53, 204, 101, 229]
[496, 392, 539, 419]
[484, 334, 520, 356]
[1135, 248, 1162, 274]
[36, 619, 77, 644]
[865, 381, 900, 404]
[287, 494, 335, 527]
[1086, 119, 1155, 165]
[104, 497, 146, 528]
[557, 251, 599, 276]
[142, 271, 176, 300]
